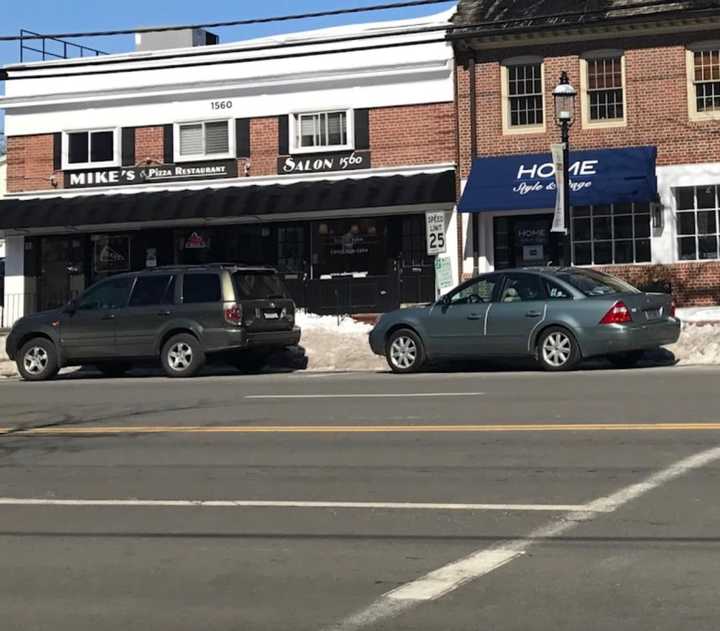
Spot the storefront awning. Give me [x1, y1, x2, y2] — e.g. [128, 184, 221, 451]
[0, 171, 456, 232]
[458, 146, 657, 213]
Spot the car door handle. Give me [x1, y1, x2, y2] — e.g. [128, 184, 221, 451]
[102, 313, 116, 321]
[525, 311, 542, 318]
[467, 313, 484, 320]
[157, 311, 172, 317]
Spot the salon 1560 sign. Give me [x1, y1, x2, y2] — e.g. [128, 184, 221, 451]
[278, 151, 371, 175]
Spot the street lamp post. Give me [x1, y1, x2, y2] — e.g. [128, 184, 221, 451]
[552, 71, 577, 267]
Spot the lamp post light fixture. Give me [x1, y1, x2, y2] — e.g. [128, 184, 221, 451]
[552, 71, 577, 266]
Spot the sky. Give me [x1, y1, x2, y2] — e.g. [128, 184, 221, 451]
[0, 0, 457, 136]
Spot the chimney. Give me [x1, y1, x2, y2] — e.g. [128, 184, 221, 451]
[135, 28, 219, 52]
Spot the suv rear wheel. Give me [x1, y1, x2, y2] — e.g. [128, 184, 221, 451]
[161, 333, 205, 378]
[17, 338, 59, 382]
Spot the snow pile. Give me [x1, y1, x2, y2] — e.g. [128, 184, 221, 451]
[669, 323, 720, 365]
[677, 307, 720, 324]
[295, 312, 386, 372]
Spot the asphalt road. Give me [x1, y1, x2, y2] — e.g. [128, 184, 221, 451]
[0, 365, 719, 630]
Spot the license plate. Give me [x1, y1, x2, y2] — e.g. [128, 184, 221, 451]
[644, 308, 661, 321]
[264, 311, 279, 320]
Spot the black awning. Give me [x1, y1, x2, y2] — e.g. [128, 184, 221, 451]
[0, 172, 456, 231]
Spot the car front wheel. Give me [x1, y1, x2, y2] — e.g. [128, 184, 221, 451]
[386, 329, 426, 374]
[161, 334, 205, 378]
[17, 338, 60, 382]
[537, 327, 580, 372]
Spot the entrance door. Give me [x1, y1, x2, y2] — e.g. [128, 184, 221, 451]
[485, 273, 548, 356]
[38, 237, 86, 311]
[61, 276, 133, 361]
[493, 215, 559, 269]
[424, 274, 502, 357]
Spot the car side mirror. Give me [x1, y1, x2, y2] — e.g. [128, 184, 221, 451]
[437, 294, 451, 306]
[64, 299, 78, 314]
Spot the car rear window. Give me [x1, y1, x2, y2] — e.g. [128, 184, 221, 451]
[555, 270, 639, 297]
[183, 273, 222, 303]
[232, 271, 289, 300]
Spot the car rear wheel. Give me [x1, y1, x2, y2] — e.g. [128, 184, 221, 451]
[17, 338, 59, 382]
[386, 329, 425, 374]
[161, 334, 205, 378]
[607, 350, 644, 369]
[537, 327, 580, 372]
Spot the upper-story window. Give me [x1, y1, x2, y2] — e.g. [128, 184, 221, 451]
[676, 185, 720, 260]
[502, 58, 545, 134]
[175, 120, 234, 162]
[291, 110, 353, 153]
[63, 129, 119, 169]
[688, 44, 720, 120]
[582, 51, 626, 126]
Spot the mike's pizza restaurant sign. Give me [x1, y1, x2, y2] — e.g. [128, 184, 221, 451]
[64, 160, 238, 189]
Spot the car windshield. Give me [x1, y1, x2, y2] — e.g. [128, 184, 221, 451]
[555, 270, 640, 297]
[232, 271, 290, 300]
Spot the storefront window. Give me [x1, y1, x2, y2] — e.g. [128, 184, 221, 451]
[93, 235, 131, 274]
[316, 219, 385, 277]
[676, 185, 720, 260]
[277, 225, 305, 274]
[571, 203, 651, 265]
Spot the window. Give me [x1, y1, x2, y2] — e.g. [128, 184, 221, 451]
[292, 111, 351, 152]
[129, 275, 175, 307]
[78, 277, 133, 311]
[64, 129, 118, 169]
[555, 270, 640, 296]
[449, 275, 501, 304]
[571, 203, 652, 265]
[676, 185, 720, 260]
[277, 226, 305, 274]
[692, 47, 720, 115]
[582, 53, 625, 125]
[176, 120, 232, 160]
[545, 280, 573, 300]
[503, 60, 545, 131]
[232, 271, 289, 300]
[182, 273, 222, 304]
[500, 274, 545, 303]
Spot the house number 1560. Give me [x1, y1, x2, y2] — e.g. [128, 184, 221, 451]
[211, 100, 233, 110]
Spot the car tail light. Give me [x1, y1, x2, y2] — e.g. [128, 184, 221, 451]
[600, 301, 632, 325]
[670, 301, 677, 318]
[224, 302, 243, 326]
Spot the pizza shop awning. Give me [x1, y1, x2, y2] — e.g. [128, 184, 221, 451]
[458, 146, 657, 213]
[0, 171, 456, 233]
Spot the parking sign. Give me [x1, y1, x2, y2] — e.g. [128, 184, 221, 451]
[425, 212, 447, 256]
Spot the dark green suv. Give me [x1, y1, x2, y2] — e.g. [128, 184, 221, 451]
[6, 264, 301, 381]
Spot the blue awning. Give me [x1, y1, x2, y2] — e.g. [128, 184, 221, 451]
[458, 146, 657, 213]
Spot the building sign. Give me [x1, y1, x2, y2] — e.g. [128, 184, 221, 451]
[94, 235, 130, 273]
[425, 211, 447, 256]
[458, 147, 658, 213]
[184, 232, 209, 250]
[277, 151, 371, 175]
[64, 160, 238, 189]
[434, 255, 454, 297]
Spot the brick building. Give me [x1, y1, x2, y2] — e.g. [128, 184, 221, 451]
[0, 9, 458, 322]
[452, 0, 720, 305]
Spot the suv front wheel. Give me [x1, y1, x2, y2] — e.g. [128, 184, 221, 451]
[17, 337, 60, 382]
[161, 333, 205, 378]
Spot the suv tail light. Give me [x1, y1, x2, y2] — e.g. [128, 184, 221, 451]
[670, 300, 677, 318]
[600, 301, 632, 325]
[224, 302, 243, 326]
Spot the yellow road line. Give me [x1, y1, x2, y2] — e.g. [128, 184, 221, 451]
[1, 423, 720, 435]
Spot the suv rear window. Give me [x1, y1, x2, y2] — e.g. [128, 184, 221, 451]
[183, 273, 222, 303]
[233, 271, 289, 300]
[555, 270, 639, 297]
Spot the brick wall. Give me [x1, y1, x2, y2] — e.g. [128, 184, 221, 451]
[135, 126, 165, 164]
[370, 103, 456, 168]
[6, 134, 59, 193]
[596, 263, 720, 306]
[245, 117, 279, 177]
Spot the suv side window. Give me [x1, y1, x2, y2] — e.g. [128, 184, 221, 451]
[449, 275, 501, 305]
[78, 277, 133, 311]
[129, 275, 175, 307]
[182, 273, 222, 304]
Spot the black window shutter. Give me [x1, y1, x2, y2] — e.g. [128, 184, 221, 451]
[354, 109, 370, 150]
[53, 132, 62, 171]
[163, 124, 174, 164]
[121, 127, 136, 166]
[278, 115, 289, 155]
[235, 118, 251, 158]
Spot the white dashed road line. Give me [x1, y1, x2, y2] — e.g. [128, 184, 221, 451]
[245, 392, 485, 399]
[324, 445, 720, 631]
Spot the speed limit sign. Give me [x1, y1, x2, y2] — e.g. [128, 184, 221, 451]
[425, 211, 447, 256]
